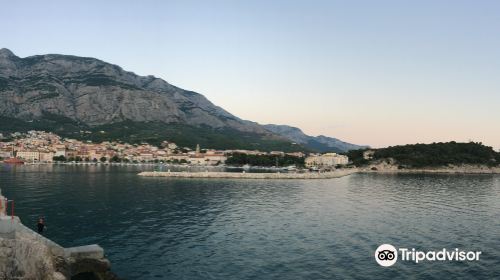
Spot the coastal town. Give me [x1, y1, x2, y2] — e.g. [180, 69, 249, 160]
[0, 130, 349, 168]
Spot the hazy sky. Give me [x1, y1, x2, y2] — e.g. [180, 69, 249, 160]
[2, 0, 499, 149]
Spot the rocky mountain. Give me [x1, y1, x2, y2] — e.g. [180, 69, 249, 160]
[0, 48, 365, 151]
[0, 48, 302, 150]
[0, 48, 262, 131]
[263, 124, 368, 152]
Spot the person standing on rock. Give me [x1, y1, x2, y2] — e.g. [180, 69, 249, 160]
[37, 217, 46, 234]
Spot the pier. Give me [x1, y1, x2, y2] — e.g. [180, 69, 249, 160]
[138, 169, 358, 179]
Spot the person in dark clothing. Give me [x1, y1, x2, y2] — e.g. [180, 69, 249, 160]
[37, 217, 45, 234]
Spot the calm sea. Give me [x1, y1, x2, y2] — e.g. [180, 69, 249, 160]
[1, 164, 499, 279]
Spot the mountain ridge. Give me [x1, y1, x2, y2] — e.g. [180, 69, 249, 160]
[0, 48, 365, 151]
[263, 124, 368, 152]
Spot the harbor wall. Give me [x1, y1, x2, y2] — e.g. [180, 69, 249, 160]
[138, 169, 358, 179]
[0, 199, 117, 280]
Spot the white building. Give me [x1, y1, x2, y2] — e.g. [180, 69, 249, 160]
[54, 146, 67, 158]
[305, 153, 349, 167]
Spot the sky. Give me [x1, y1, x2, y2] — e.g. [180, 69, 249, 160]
[1, 0, 499, 149]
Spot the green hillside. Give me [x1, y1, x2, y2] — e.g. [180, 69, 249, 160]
[0, 115, 305, 152]
[347, 142, 500, 167]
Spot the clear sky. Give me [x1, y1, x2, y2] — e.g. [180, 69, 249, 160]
[2, 0, 499, 149]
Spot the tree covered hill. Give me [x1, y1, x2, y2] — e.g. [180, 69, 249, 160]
[0, 116, 304, 152]
[347, 142, 500, 168]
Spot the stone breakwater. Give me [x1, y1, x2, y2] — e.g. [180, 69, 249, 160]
[138, 169, 358, 179]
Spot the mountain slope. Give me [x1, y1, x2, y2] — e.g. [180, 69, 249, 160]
[0, 48, 365, 152]
[263, 124, 368, 152]
[0, 48, 303, 150]
[0, 48, 260, 131]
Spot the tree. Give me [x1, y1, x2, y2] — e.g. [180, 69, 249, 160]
[52, 155, 66, 162]
[225, 153, 305, 167]
[345, 149, 369, 166]
[100, 156, 107, 163]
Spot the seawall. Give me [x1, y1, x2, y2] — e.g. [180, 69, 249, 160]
[138, 169, 358, 179]
[0, 190, 119, 280]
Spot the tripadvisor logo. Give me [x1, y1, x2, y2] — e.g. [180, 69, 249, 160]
[375, 244, 397, 267]
[375, 244, 481, 267]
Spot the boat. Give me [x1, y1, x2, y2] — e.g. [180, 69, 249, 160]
[3, 145, 24, 164]
[3, 158, 25, 164]
[286, 165, 297, 171]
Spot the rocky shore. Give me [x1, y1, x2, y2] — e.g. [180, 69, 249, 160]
[362, 161, 500, 174]
[138, 169, 358, 179]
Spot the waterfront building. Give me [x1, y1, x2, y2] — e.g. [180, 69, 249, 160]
[16, 151, 40, 162]
[168, 154, 189, 162]
[189, 155, 208, 165]
[54, 145, 67, 158]
[0, 151, 11, 159]
[203, 153, 227, 165]
[225, 150, 266, 156]
[39, 152, 55, 162]
[138, 153, 154, 162]
[305, 153, 349, 167]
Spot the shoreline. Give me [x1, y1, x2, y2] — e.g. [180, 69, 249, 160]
[361, 164, 500, 175]
[138, 169, 359, 179]
[6, 162, 500, 175]
[363, 169, 500, 175]
[139, 165, 500, 179]
[1, 162, 293, 170]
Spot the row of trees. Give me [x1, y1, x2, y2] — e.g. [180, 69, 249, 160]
[52, 155, 191, 164]
[53, 155, 112, 162]
[225, 153, 305, 167]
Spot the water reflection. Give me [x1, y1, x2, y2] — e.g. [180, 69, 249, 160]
[0, 165, 499, 279]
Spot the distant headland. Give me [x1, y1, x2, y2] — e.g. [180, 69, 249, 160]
[348, 141, 500, 174]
